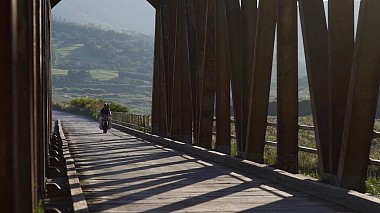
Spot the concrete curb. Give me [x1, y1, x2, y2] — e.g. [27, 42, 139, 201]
[113, 123, 380, 213]
[58, 120, 89, 213]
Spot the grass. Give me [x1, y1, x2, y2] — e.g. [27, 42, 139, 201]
[89, 69, 119, 81]
[57, 44, 84, 57]
[52, 68, 68, 76]
[229, 115, 380, 195]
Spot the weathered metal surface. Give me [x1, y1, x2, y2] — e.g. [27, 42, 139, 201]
[241, 0, 257, 154]
[328, 0, 354, 176]
[245, 0, 277, 163]
[338, 0, 380, 192]
[298, 0, 329, 177]
[277, 0, 298, 173]
[225, 0, 243, 153]
[215, 0, 231, 154]
[198, 0, 216, 149]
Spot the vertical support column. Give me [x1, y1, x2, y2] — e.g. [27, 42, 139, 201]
[171, 1, 182, 140]
[328, 0, 354, 176]
[185, 0, 198, 143]
[298, 0, 329, 177]
[180, 0, 193, 143]
[245, 0, 277, 163]
[0, 0, 17, 210]
[241, 0, 257, 153]
[277, 0, 298, 173]
[152, 6, 161, 135]
[215, 0, 231, 154]
[198, 0, 216, 149]
[225, 0, 243, 153]
[167, 0, 178, 136]
[0, 0, 35, 210]
[338, 0, 380, 192]
[195, 0, 207, 145]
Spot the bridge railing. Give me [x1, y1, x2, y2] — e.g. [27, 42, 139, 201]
[112, 112, 151, 132]
[112, 111, 380, 167]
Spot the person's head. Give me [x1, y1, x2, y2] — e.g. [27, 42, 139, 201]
[104, 103, 108, 108]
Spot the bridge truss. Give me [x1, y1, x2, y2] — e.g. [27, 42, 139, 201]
[1, 0, 380, 211]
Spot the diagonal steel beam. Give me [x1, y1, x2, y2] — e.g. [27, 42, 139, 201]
[245, 0, 277, 163]
[298, 0, 329, 178]
[338, 0, 380, 192]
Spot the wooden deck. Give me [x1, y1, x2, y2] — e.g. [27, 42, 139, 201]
[56, 111, 353, 212]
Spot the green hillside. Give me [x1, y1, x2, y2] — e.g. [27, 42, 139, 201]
[52, 19, 154, 114]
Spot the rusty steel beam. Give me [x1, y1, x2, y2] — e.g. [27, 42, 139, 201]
[198, 0, 216, 149]
[245, 0, 277, 163]
[277, 0, 298, 173]
[241, 0, 257, 154]
[215, 0, 231, 154]
[298, 0, 329, 177]
[328, 0, 354, 176]
[338, 0, 380, 192]
[195, 0, 207, 145]
[225, 0, 243, 153]
[180, 0, 192, 143]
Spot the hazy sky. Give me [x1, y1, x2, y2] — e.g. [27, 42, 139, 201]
[53, 0, 156, 35]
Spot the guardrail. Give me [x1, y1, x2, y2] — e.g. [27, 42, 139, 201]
[112, 112, 151, 132]
[112, 112, 380, 167]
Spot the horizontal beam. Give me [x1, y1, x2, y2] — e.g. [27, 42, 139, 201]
[147, 0, 157, 8]
[50, 0, 61, 8]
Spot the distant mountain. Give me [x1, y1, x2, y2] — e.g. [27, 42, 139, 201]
[52, 0, 155, 35]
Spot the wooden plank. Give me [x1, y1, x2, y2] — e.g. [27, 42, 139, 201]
[277, 0, 298, 173]
[56, 112, 354, 212]
[338, 0, 380, 192]
[225, 0, 243, 153]
[198, 0, 216, 149]
[215, 0, 231, 154]
[241, 0, 257, 153]
[298, 0, 329, 177]
[328, 0, 354, 176]
[245, 0, 277, 163]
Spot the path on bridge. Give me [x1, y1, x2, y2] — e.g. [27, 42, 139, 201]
[54, 111, 352, 212]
